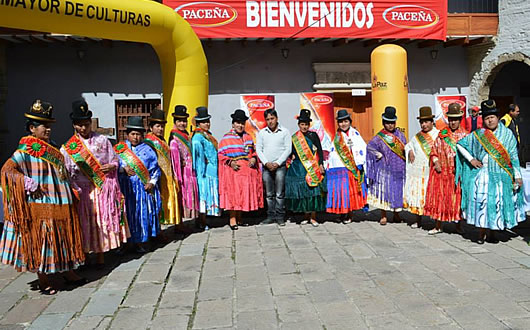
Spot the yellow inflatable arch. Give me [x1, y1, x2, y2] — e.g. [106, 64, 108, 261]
[0, 0, 208, 139]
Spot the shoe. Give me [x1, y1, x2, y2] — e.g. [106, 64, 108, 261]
[486, 236, 499, 244]
[229, 224, 238, 231]
[196, 220, 206, 231]
[477, 237, 485, 245]
[455, 226, 465, 235]
[39, 285, 57, 295]
[300, 220, 309, 225]
[261, 218, 276, 225]
[380, 218, 387, 226]
[428, 228, 442, 235]
[342, 219, 352, 224]
[135, 245, 148, 254]
[410, 223, 420, 229]
[310, 220, 319, 227]
[277, 219, 286, 227]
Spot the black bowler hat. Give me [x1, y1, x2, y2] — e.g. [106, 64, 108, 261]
[172, 105, 189, 119]
[125, 116, 146, 131]
[297, 109, 312, 122]
[70, 99, 93, 121]
[231, 109, 249, 122]
[336, 109, 351, 121]
[382, 106, 398, 121]
[195, 106, 211, 121]
[149, 109, 167, 124]
[481, 99, 498, 118]
[25, 99, 56, 123]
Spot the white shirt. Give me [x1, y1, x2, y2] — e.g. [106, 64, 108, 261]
[256, 124, 292, 166]
[327, 127, 367, 169]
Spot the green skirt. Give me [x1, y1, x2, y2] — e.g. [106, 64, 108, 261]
[285, 160, 327, 213]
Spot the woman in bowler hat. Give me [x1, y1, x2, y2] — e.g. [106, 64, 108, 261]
[169, 105, 199, 221]
[0, 100, 85, 294]
[61, 100, 129, 268]
[191, 107, 221, 230]
[218, 109, 264, 230]
[116, 116, 162, 253]
[145, 109, 182, 231]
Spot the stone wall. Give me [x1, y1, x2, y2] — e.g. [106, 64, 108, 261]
[468, 0, 530, 105]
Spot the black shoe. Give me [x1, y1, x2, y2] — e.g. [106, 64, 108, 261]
[63, 276, 88, 286]
[196, 220, 206, 231]
[477, 237, 485, 245]
[261, 218, 276, 225]
[486, 236, 499, 244]
[229, 224, 239, 231]
[277, 218, 286, 227]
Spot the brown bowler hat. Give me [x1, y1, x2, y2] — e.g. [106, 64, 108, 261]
[446, 103, 464, 118]
[417, 106, 434, 120]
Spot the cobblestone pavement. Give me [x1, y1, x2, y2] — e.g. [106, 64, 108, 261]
[1, 214, 530, 330]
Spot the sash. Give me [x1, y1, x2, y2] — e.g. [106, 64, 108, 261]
[170, 129, 192, 155]
[193, 128, 218, 150]
[144, 133, 171, 163]
[333, 131, 363, 185]
[17, 136, 67, 180]
[292, 131, 324, 187]
[114, 142, 151, 185]
[376, 130, 405, 160]
[415, 132, 434, 158]
[474, 128, 515, 183]
[63, 134, 106, 189]
[439, 129, 457, 152]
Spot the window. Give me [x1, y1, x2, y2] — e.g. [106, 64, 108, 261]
[448, 0, 498, 13]
[115, 99, 161, 142]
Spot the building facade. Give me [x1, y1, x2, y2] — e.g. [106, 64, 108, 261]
[0, 0, 528, 164]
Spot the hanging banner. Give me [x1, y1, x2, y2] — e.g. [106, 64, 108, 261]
[240, 94, 275, 140]
[163, 0, 447, 40]
[300, 92, 335, 154]
[434, 95, 467, 129]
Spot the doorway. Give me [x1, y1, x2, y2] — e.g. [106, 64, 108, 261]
[333, 92, 373, 141]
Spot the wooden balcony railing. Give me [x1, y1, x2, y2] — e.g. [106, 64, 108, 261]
[447, 13, 499, 37]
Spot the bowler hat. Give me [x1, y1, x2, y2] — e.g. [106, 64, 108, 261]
[446, 103, 464, 118]
[417, 106, 434, 120]
[25, 99, 56, 123]
[231, 109, 249, 122]
[481, 99, 498, 118]
[125, 116, 146, 131]
[297, 109, 312, 122]
[195, 106, 211, 121]
[382, 106, 398, 121]
[336, 109, 351, 121]
[70, 99, 92, 121]
[149, 109, 167, 124]
[172, 105, 189, 119]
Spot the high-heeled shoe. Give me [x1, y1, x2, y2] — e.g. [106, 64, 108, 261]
[229, 224, 238, 231]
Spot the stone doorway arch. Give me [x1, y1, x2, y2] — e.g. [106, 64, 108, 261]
[470, 52, 530, 105]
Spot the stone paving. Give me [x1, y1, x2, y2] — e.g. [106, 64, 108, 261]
[1, 214, 530, 329]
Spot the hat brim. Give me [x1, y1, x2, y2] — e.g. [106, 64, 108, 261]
[125, 125, 146, 131]
[70, 111, 93, 121]
[336, 115, 351, 121]
[382, 116, 397, 121]
[24, 113, 56, 123]
[446, 113, 464, 118]
[297, 116, 312, 122]
[195, 115, 212, 121]
[172, 114, 189, 119]
[417, 115, 435, 120]
[149, 118, 167, 124]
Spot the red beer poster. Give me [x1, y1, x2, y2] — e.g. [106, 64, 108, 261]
[240, 95, 275, 140]
[300, 92, 335, 153]
[434, 95, 467, 129]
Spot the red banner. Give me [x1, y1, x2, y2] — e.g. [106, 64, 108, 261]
[163, 0, 447, 40]
[300, 92, 335, 155]
[434, 95, 467, 129]
[240, 94, 275, 141]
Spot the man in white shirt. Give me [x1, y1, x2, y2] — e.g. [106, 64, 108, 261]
[256, 109, 292, 226]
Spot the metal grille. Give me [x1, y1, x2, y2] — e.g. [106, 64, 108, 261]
[115, 99, 161, 142]
[448, 0, 498, 13]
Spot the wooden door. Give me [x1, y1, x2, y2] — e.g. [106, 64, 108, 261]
[333, 92, 373, 142]
[115, 99, 161, 142]
[490, 96, 514, 118]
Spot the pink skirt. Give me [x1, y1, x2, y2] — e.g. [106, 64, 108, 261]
[219, 159, 264, 211]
